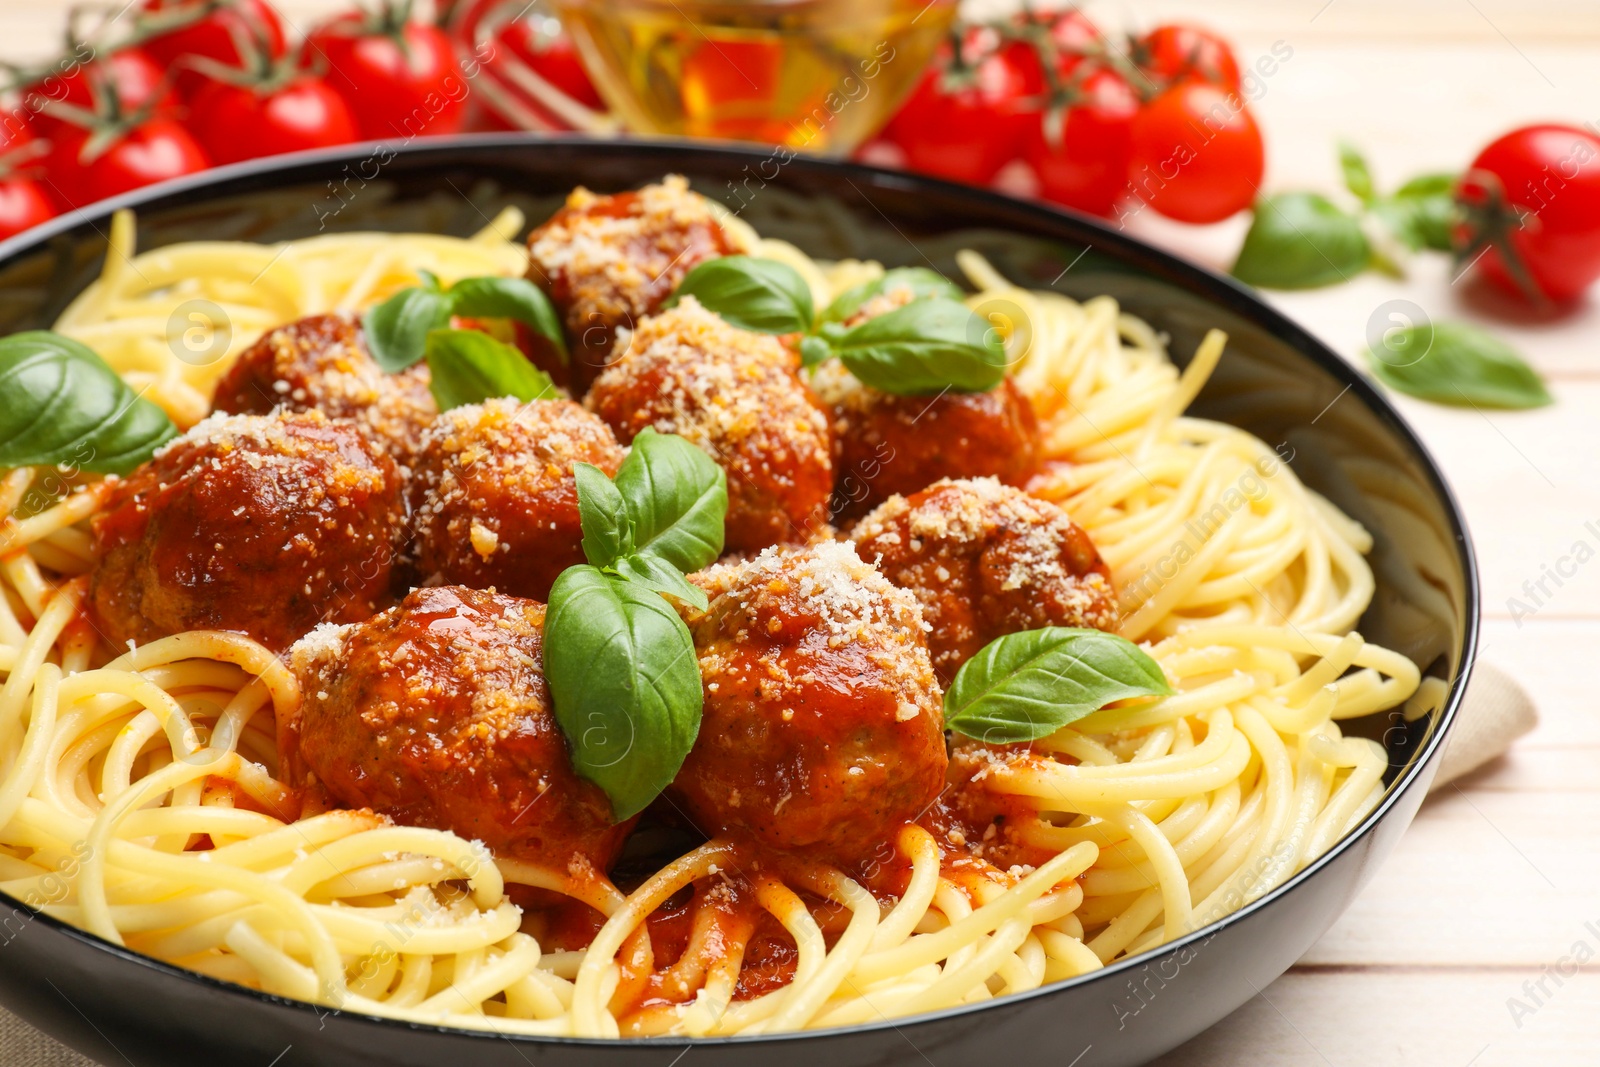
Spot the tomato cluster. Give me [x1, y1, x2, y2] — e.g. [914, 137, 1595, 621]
[0, 0, 593, 242]
[878, 13, 1264, 225]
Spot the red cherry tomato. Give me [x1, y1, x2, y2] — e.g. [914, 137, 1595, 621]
[1128, 81, 1263, 224]
[1456, 124, 1600, 303]
[48, 118, 210, 208]
[306, 14, 467, 140]
[188, 76, 359, 165]
[137, 0, 290, 98]
[883, 32, 1045, 186]
[1135, 24, 1242, 92]
[0, 179, 55, 241]
[1024, 67, 1138, 217]
[24, 49, 178, 136]
[497, 10, 603, 112]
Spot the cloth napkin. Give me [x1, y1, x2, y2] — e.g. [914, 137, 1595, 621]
[0, 664, 1538, 1067]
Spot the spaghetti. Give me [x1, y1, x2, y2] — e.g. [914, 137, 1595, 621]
[0, 202, 1417, 1037]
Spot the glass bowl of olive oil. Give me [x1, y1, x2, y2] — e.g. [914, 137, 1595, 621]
[555, 0, 956, 154]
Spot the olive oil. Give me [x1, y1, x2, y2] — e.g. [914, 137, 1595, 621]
[557, 0, 955, 153]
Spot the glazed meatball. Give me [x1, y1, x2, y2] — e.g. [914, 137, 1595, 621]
[285, 586, 629, 869]
[586, 298, 833, 553]
[210, 313, 436, 458]
[851, 478, 1118, 684]
[89, 410, 404, 653]
[409, 397, 625, 601]
[814, 361, 1040, 522]
[526, 175, 743, 392]
[673, 542, 947, 866]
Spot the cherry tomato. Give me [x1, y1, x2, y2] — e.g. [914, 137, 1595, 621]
[0, 179, 55, 241]
[306, 12, 467, 140]
[1135, 24, 1242, 92]
[23, 49, 178, 137]
[188, 76, 359, 165]
[1024, 67, 1138, 217]
[1456, 124, 1600, 303]
[1128, 81, 1263, 224]
[48, 118, 210, 208]
[137, 0, 290, 99]
[883, 31, 1045, 186]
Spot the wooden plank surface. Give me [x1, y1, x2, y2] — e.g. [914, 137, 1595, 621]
[6, 2, 1598, 1064]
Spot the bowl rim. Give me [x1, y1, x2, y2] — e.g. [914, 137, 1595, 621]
[0, 132, 1481, 1049]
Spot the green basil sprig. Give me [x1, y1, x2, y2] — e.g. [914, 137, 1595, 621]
[1232, 192, 1371, 291]
[667, 255, 1006, 396]
[424, 329, 558, 411]
[666, 255, 814, 334]
[0, 331, 177, 475]
[1365, 321, 1552, 409]
[943, 627, 1173, 744]
[546, 429, 727, 820]
[819, 298, 1007, 394]
[1232, 143, 1462, 290]
[1371, 174, 1456, 253]
[363, 273, 567, 373]
[572, 429, 727, 610]
[544, 566, 703, 821]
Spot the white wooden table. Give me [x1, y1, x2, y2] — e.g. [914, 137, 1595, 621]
[5, 2, 1598, 1064]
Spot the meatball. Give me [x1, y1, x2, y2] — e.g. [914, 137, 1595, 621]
[673, 542, 946, 866]
[409, 397, 625, 601]
[210, 313, 436, 458]
[814, 361, 1040, 522]
[586, 298, 833, 553]
[851, 478, 1118, 684]
[526, 175, 743, 392]
[89, 410, 404, 653]
[285, 586, 629, 869]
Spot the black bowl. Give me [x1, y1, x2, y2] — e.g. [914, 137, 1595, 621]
[0, 136, 1477, 1067]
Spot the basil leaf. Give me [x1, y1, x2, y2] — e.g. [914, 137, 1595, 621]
[0, 331, 177, 475]
[613, 428, 727, 573]
[423, 328, 558, 411]
[545, 566, 703, 821]
[574, 461, 633, 568]
[363, 286, 453, 372]
[1338, 141, 1376, 204]
[798, 334, 833, 368]
[416, 269, 443, 292]
[1231, 193, 1370, 290]
[944, 627, 1173, 744]
[829, 297, 1007, 395]
[448, 276, 569, 365]
[615, 553, 709, 611]
[668, 256, 814, 335]
[1373, 174, 1457, 253]
[1365, 321, 1551, 409]
[820, 266, 966, 324]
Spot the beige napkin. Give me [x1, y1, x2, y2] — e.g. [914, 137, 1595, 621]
[0, 664, 1538, 1066]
